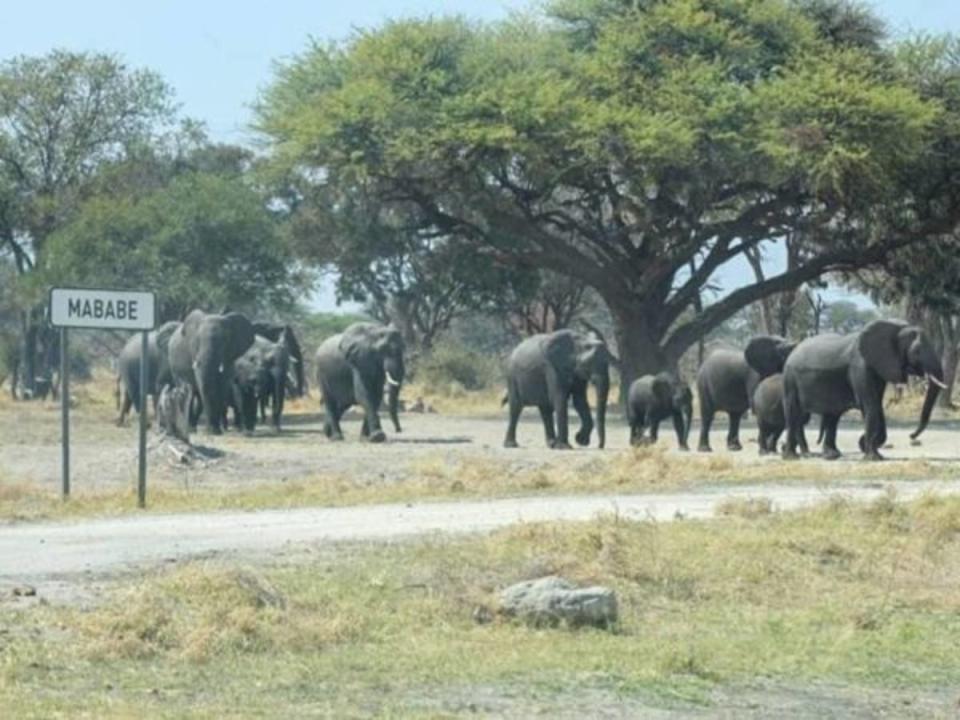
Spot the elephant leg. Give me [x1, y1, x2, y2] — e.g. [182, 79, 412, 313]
[323, 396, 344, 441]
[782, 376, 803, 460]
[360, 417, 370, 438]
[571, 383, 593, 447]
[188, 388, 201, 431]
[769, 427, 785, 456]
[671, 411, 688, 451]
[117, 389, 133, 427]
[647, 414, 660, 444]
[698, 397, 714, 452]
[797, 414, 811, 457]
[858, 379, 886, 461]
[355, 375, 386, 444]
[757, 422, 771, 455]
[727, 412, 743, 451]
[273, 387, 284, 431]
[538, 404, 556, 446]
[503, 385, 522, 449]
[821, 414, 842, 460]
[629, 410, 646, 447]
[549, 377, 571, 450]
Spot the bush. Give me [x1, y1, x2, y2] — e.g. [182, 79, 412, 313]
[416, 343, 500, 391]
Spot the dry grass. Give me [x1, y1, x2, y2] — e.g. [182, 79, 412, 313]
[3, 494, 960, 716]
[0, 442, 954, 524]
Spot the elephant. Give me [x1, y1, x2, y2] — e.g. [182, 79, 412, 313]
[697, 335, 797, 452]
[503, 329, 611, 450]
[252, 321, 305, 398]
[782, 319, 946, 461]
[751, 374, 815, 456]
[231, 334, 291, 432]
[315, 322, 405, 442]
[116, 321, 181, 425]
[168, 310, 256, 435]
[626, 373, 693, 451]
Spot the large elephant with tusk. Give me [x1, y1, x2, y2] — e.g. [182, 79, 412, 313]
[315, 322, 405, 442]
[782, 319, 946, 461]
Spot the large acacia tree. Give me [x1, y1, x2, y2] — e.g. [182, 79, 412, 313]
[257, 0, 959, 381]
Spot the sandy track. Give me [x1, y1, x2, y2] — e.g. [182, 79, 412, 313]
[3, 479, 960, 584]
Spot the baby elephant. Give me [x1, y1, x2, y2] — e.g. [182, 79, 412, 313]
[627, 373, 693, 451]
[752, 374, 810, 455]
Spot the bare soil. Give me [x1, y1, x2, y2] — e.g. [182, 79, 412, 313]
[2, 398, 959, 494]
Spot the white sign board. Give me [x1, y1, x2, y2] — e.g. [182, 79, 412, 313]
[50, 288, 156, 330]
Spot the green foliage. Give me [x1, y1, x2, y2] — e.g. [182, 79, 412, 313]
[44, 169, 301, 320]
[297, 311, 369, 353]
[415, 342, 501, 391]
[257, 0, 953, 372]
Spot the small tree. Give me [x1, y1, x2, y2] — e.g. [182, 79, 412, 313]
[0, 50, 174, 397]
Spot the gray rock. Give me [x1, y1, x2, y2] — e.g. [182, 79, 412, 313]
[498, 576, 618, 628]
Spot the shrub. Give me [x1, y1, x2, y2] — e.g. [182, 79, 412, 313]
[415, 343, 500, 391]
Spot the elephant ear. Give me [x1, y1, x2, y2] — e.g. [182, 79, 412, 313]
[652, 375, 673, 407]
[542, 330, 577, 378]
[154, 321, 180, 355]
[858, 320, 909, 383]
[221, 312, 256, 363]
[339, 323, 377, 368]
[745, 335, 795, 378]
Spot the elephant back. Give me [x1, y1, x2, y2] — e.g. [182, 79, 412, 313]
[783, 333, 853, 374]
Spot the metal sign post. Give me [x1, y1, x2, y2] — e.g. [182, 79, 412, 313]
[60, 327, 70, 500]
[50, 287, 156, 507]
[138, 330, 148, 508]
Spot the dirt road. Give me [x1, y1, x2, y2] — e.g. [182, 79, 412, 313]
[4, 479, 960, 585]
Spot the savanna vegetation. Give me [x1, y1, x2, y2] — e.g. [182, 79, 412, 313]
[2, 0, 960, 403]
[3, 494, 960, 716]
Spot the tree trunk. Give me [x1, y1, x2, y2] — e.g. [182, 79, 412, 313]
[744, 248, 776, 335]
[609, 303, 673, 407]
[18, 310, 38, 399]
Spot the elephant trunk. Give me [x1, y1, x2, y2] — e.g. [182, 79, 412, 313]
[682, 403, 694, 448]
[594, 373, 609, 449]
[385, 355, 404, 433]
[911, 359, 945, 440]
[271, 365, 286, 429]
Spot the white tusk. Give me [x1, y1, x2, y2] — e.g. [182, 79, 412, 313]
[386, 371, 400, 387]
[927, 373, 948, 390]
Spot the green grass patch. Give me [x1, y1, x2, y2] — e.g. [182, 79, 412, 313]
[3, 495, 960, 716]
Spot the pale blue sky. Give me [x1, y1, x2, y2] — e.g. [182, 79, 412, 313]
[4, 1, 957, 311]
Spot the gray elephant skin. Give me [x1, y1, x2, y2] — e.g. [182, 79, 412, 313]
[696, 335, 796, 452]
[315, 322, 405, 442]
[751, 374, 816, 456]
[783, 319, 945, 461]
[252, 321, 305, 398]
[503, 329, 610, 450]
[626, 373, 692, 451]
[168, 309, 256, 434]
[231, 334, 291, 433]
[116, 321, 181, 425]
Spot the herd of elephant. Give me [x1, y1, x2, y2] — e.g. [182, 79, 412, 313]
[116, 310, 404, 442]
[117, 310, 946, 462]
[504, 319, 945, 461]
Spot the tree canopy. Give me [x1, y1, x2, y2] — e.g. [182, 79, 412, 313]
[257, 0, 960, 378]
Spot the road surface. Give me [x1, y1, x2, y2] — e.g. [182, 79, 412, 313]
[3, 479, 960, 585]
